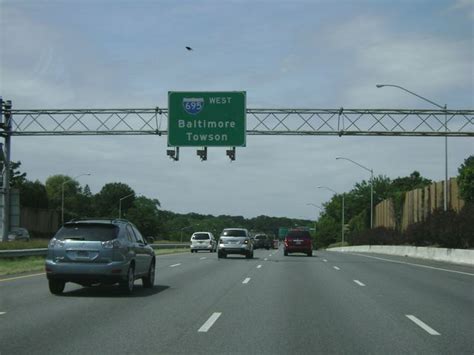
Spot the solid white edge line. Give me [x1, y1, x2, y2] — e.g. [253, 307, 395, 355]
[169, 263, 181, 267]
[198, 312, 222, 332]
[257, 265, 262, 269]
[406, 315, 441, 335]
[353, 280, 366, 286]
[346, 252, 474, 277]
[242, 277, 251, 284]
[333, 266, 340, 270]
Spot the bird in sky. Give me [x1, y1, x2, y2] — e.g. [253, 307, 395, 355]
[185, 46, 193, 51]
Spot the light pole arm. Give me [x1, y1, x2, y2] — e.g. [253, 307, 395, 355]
[336, 157, 372, 174]
[376, 84, 445, 110]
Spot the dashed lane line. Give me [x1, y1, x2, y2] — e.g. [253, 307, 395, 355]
[406, 315, 441, 335]
[0, 312, 6, 315]
[200, 257, 207, 260]
[242, 277, 251, 284]
[333, 266, 340, 270]
[353, 280, 366, 286]
[198, 312, 222, 333]
[169, 263, 181, 268]
[257, 265, 262, 269]
[323, 259, 328, 262]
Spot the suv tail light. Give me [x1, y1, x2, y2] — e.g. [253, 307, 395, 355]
[101, 239, 121, 249]
[49, 238, 64, 248]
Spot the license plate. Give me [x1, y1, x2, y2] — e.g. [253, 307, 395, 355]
[78, 251, 88, 257]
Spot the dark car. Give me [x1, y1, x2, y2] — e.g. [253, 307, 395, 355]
[284, 229, 313, 257]
[45, 218, 156, 295]
[254, 234, 271, 250]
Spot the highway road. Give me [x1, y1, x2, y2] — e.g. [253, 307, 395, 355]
[1, 248, 473, 354]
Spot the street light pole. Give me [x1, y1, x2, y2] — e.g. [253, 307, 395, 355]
[61, 173, 91, 226]
[306, 203, 323, 234]
[317, 186, 345, 245]
[119, 193, 135, 219]
[336, 157, 374, 228]
[376, 84, 448, 211]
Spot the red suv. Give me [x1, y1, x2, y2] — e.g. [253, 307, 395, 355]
[284, 230, 313, 257]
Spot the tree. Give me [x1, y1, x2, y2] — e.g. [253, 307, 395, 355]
[126, 196, 162, 237]
[19, 180, 49, 209]
[458, 155, 474, 203]
[95, 182, 135, 217]
[45, 175, 81, 210]
[0, 159, 27, 187]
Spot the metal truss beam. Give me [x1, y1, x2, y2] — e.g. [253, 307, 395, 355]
[3, 107, 474, 137]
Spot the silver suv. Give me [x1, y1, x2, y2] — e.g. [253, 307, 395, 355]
[218, 228, 253, 259]
[190, 232, 216, 253]
[45, 219, 155, 295]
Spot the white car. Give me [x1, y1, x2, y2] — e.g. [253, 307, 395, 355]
[190, 232, 216, 253]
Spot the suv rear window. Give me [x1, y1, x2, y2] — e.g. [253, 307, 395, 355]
[55, 223, 119, 242]
[193, 233, 210, 240]
[222, 229, 247, 237]
[286, 230, 311, 239]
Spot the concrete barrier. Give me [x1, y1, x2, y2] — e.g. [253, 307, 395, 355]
[328, 245, 474, 266]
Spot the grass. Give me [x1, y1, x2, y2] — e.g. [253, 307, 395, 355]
[0, 239, 50, 250]
[0, 248, 188, 276]
[0, 256, 46, 276]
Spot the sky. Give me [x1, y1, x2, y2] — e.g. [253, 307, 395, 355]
[1, 0, 473, 220]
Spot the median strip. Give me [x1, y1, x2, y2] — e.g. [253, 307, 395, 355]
[406, 315, 440, 335]
[353, 280, 366, 286]
[242, 277, 251, 284]
[169, 263, 181, 268]
[198, 312, 222, 333]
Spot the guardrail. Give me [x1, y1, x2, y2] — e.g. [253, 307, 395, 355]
[0, 243, 190, 259]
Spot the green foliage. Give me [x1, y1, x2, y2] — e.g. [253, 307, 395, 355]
[19, 180, 49, 209]
[95, 182, 135, 217]
[126, 196, 161, 237]
[458, 155, 474, 203]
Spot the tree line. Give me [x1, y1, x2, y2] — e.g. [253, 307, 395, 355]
[10, 165, 312, 240]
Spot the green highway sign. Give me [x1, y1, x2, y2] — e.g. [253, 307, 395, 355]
[168, 91, 246, 147]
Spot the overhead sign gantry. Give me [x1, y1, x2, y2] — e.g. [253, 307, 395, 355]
[167, 91, 246, 161]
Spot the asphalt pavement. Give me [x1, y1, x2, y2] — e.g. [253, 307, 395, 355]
[1, 248, 473, 354]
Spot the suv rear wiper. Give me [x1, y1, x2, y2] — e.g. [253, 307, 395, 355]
[64, 237, 85, 240]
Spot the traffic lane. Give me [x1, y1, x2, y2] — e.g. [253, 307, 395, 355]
[321, 250, 474, 354]
[0, 249, 263, 354]
[172, 250, 441, 354]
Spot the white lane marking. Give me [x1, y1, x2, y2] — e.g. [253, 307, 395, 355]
[0, 272, 45, 282]
[323, 259, 328, 262]
[353, 280, 366, 286]
[257, 265, 262, 269]
[242, 277, 251, 284]
[198, 312, 222, 332]
[264, 258, 268, 261]
[333, 266, 340, 270]
[169, 263, 181, 268]
[406, 315, 440, 335]
[200, 257, 207, 260]
[348, 253, 474, 277]
[0, 312, 6, 315]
